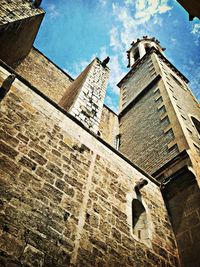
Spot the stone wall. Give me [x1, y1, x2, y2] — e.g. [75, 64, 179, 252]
[0, 0, 44, 66]
[158, 55, 200, 148]
[0, 0, 44, 25]
[177, 0, 200, 19]
[119, 78, 179, 175]
[163, 170, 200, 267]
[98, 105, 119, 147]
[119, 54, 157, 112]
[0, 65, 179, 266]
[157, 55, 200, 182]
[15, 48, 73, 103]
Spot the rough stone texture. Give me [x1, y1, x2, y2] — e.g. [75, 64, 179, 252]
[119, 72, 179, 175]
[119, 51, 200, 179]
[118, 45, 200, 267]
[60, 58, 110, 133]
[15, 47, 74, 103]
[0, 0, 44, 25]
[163, 170, 200, 267]
[0, 66, 179, 266]
[156, 54, 200, 182]
[119, 56, 157, 111]
[0, 0, 44, 66]
[98, 105, 119, 147]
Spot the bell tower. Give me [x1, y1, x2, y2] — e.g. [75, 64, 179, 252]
[118, 36, 200, 267]
[127, 36, 165, 68]
[119, 37, 166, 112]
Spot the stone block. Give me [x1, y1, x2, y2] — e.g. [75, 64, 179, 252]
[22, 244, 44, 267]
[0, 141, 18, 159]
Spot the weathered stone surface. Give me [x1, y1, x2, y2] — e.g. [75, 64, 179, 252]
[59, 58, 109, 133]
[22, 244, 44, 267]
[0, 65, 179, 266]
[15, 48, 73, 103]
[0, 141, 18, 159]
[19, 156, 37, 171]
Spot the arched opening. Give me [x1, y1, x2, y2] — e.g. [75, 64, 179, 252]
[133, 47, 140, 62]
[114, 134, 121, 150]
[144, 43, 151, 53]
[132, 199, 148, 242]
[191, 116, 200, 135]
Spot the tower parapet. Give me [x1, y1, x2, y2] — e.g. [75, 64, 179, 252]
[127, 36, 165, 68]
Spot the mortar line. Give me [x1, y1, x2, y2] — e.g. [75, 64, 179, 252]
[70, 152, 97, 265]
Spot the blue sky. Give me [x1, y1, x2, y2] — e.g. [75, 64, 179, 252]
[35, 0, 200, 112]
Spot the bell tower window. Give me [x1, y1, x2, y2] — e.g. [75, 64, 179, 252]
[144, 43, 151, 53]
[133, 47, 140, 62]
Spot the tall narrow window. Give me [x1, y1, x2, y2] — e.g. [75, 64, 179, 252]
[132, 199, 148, 242]
[191, 116, 200, 135]
[144, 43, 151, 53]
[134, 48, 140, 62]
[115, 134, 121, 150]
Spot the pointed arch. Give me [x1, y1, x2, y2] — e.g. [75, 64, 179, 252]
[132, 199, 149, 242]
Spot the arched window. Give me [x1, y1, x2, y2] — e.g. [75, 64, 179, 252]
[144, 43, 151, 53]
[133, 47, 140, 62]
[132, 199, 148, 242]
[191, 116, 200, 135]
[114, 134, 121, 150]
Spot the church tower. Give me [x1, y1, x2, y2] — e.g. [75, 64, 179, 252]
[118, 36, 200, 267]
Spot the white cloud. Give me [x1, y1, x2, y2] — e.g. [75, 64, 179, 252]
[65, 0, 173, 111]
[109, 27, 124, 51]
[191, 23, 200, 46]
[105, 95, 119, 113]
[124, 0, 133, 5]
[153, 15, 163, 26]
[135, 0, 172, 23]
[191, 23, 200, 35]
[108, 55, 126, 95]
[170, 37, 177, 46]
[112, 4, 141, 48]
[46, 3, 60, 18]
[182, 61, 200, 101]
[99, 0, 106, 7]
[99, 46, 107, 60]
[189, 73, 200, 101]
[64, 53, 96, 79]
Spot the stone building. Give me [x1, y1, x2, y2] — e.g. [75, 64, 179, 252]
[176, 0, 200, 20]
[0, 1, 199, 267]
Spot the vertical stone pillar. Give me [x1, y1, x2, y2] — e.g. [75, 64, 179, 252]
[129, 50, 135, 68]
[138, 42, 146, 59]
[59, 58, 110, 133]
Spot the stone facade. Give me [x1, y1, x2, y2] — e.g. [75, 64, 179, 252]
[15, 47, 74, 103]
[0, 65, 179, 266]
[0, 2, 200, 267]
[98, 105, 119, 147]
[119, 56, 157, 111]
[0, 0, 43, 25]
[119, 52, 180, 175]
[118, 39, 200, 267]
[0, 0, 44, 66]
[163, 169, 200, 267]
[176, 0, 200, 20]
